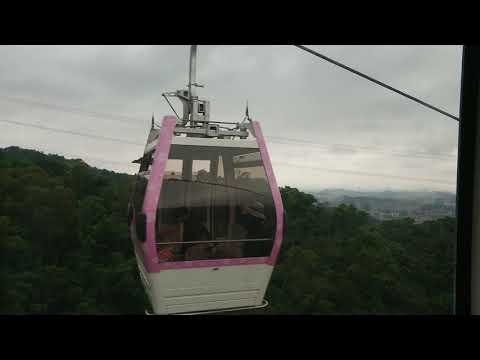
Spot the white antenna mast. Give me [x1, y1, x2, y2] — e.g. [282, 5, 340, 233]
[163, 45, 209, 127]
[188, 45, 198, 100]
[186, 45, 207, 127]
[160, 45, 248, 139]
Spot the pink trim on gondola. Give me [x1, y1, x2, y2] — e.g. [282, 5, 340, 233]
[142, 116, 177, 272]
[252, 121, 284, 266]
[140, 117, 284, 273]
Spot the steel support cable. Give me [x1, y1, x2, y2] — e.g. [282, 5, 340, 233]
[294, 45, 460, 122]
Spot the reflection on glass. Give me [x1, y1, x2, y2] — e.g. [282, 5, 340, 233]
[156, 145, 276, 262]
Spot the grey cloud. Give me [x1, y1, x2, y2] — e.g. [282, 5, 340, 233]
[0, 45, 462, 192]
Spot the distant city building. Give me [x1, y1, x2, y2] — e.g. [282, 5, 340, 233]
[312, 189, 455, 224]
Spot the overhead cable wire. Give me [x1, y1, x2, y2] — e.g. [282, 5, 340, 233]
[4, 144, 137, 169]
[0, 118, 455, 186]
[0, 94, 457, 160]
[162, 94, 181, 120]
[294, 45, 460, 122]
[59, 153, 136, 168]
[276, 162, 456, 186]
[0, 118, 143, 146]
[0, 95, 148, 125]
[268, 136, 456, 161]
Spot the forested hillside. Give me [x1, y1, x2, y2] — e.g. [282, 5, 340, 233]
[0, 147, 455, 314]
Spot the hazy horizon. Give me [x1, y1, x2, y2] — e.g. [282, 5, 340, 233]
[0, 144, 457, 196]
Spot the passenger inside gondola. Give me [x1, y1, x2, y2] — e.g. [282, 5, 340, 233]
[156, 207, 187, 262]
[183, 210, 211, 261]
[196, 169, 209, 182]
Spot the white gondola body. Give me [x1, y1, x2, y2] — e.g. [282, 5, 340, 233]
[129, 116, 284, 314]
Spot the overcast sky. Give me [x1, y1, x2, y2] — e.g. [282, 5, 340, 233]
[0, 45, 462, 193]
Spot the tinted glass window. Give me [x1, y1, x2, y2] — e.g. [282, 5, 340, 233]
[155, 144, 276, 262]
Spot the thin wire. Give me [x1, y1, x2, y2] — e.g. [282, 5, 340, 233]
[0, 118, 143, 146]
[0, 95, 146, 125]
[276, 162, 456, 186]
[1, 94, 164, 130]
[294, 45, 460, 122]
[0, 93, 456, 160]
[268, 136, 456, 161]
[162, 94, 181, 120]
[1, 118, 455, 185]
[4, 145, 137, 169]
[79, 155, 137, 167]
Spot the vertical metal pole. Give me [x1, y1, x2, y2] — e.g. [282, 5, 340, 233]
[467, 47, 480, 315]
[187, 45, 198, 127]
[188, 45, 197, 100]
[456, 45, 480, 315]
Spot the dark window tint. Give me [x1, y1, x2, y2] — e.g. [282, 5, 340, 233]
[155, 144, 276, 262]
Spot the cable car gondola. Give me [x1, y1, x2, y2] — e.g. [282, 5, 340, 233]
[128, 45, 284, 315]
